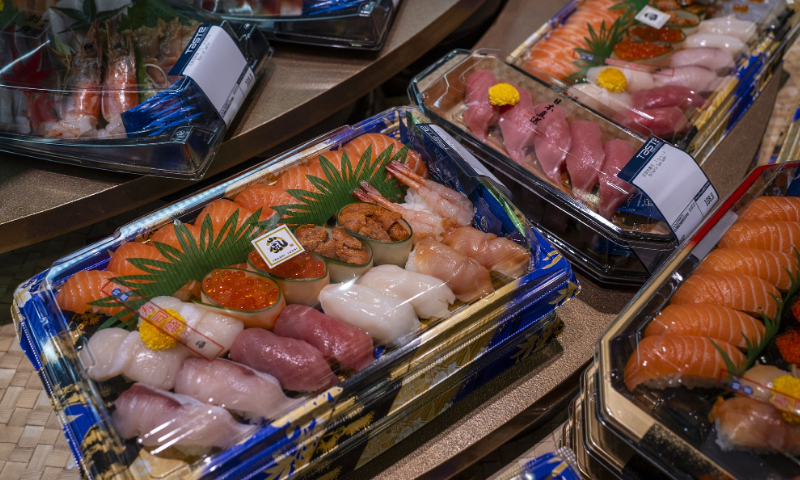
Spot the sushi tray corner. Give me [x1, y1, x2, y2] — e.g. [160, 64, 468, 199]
[11, 106, 579, 480]
[597, 159, 800, 480]
[0, 0, 273, 179]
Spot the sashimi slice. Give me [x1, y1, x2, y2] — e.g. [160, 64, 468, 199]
[624, 334, 744, 391]
[614, 106, 688, 137]
[273, 304, 374, 371]
[498, 88, 536, 165]
[175, 357, 296, 421]
[740, 197, 800, 222]
[696, 247, 797, 290]
[566, 120, 605, 197]
[653, 66, 719, 92]
[56, 270, 125, 315]
[234, 184, 295, 221]
[597, 140, 636, 219]
[631, 86, 705, 111]
[531, 102, 572, 183]
[463, 70, 499, 142]
[671, 272, 780, 318]
[113, 383, 256, 452]
[229, 328, 339, 392]
[644, 304, 765, 348]
[669, 47, 734, 71]
[717, 221, 800, 254]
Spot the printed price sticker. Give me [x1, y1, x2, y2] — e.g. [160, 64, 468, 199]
[170, 25, 255, 126]
[618, 137, 718, 242]
[252, 225, 304, 268]
[635, 6, 670, 29]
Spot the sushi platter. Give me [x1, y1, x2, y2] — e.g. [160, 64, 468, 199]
[11, 106, 578, 480]
[185, 0, 399, 50]
[410, 49, 677, 286]
[0, 0, 272, 178]
[510, 0, 800, 158]
[596, 159, 800, 479]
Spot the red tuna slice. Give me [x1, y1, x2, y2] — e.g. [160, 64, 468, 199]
[632, 86, 705, 112]
[614, 107, 688, 138]
[230, 328, 340, 392]
[464, 70, 500, 142]
[498, 88, 536, 165]
[531, 102, 572, 183]
[274, 304, 374, 371]
[566, 120, 605, 197]
[598, 139, 637, 219]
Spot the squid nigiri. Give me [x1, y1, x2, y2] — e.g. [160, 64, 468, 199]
[697, 16, 756, 43]
[669, 47, 734, 71]
[405, 238, 493, 303]
[683, 33, 745, 55]
[356, 264, 455, 319]
[441, 226, 531, 278]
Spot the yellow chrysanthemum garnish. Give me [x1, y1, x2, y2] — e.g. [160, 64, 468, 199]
[770, 374, 800, 425]
[596, 68, 628, 93]
[488, 83, 520, 107]
[139, 309, 187, 351]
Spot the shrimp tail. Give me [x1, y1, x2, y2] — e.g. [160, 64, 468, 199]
[354, 181, 395, 210]
[386, 161, 424, 190]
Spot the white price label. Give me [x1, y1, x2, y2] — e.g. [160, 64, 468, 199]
[170, 25, 255, 126]
[618, 137, 718, 242]
[635, 6, 671, 29]
[252, 225, 305, 268]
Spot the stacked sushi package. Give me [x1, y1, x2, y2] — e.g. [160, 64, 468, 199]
[0, 0, 272, 178]
[12, 107, 578, 480]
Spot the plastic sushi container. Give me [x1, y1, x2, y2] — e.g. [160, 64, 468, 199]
[0, 0, 272, 178]
[510, 0, 800, 158]
[596, 159, 800, 479]
[488, 447, 583, 480]
[186, 0, 399, 50]
[11, 106, 578, 480]
[409, 49, 679, 286]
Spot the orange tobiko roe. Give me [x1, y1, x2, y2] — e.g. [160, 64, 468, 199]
[248, 250, 326, 279]
[203, 269, 280, 311]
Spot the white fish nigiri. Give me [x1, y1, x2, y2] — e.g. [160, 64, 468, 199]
[175, 357, 297, 421]
[118, 331, 191, 390]
[654, 66, 718, 92]
[569, 83, 632, 113]
[113, 383, 256, 453]
[357, 265, 455, 319]
[79, 328, 130, 381]
[670, 47, 734, 71]
[697, 16, 756, 43]
[586, 66, 654, 92]
[319, 283, 420, 346]
[683, 33, 745, 55]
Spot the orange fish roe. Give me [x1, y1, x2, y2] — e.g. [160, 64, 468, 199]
[203, 269, 280, 311]
[249, 250, 326, 279]
[777, 329, 800, 365]
[613, 39, 672, 61]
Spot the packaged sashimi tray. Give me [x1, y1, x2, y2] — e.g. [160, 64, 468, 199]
[0, 0, 272, 178]
[410, 49, 681, 286]
[597, 160, 800, 479]
[510, 0, 799, 160]
[186, 0, 399, 50]
[10, 106, 578, 480]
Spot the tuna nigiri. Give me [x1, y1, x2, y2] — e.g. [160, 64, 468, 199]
[175, 358, 296, 421]
[739, 196, 800, 222]
[343, 133, 427, 178]
[464, 70, 500, 142]
[710, 396, 800, 455]
[669, 47, 734, 71]
[273, 304, 374, 371]
[696, 247, 797, 290]
[498, 88, 537, 166]
[631, 86, 705, 112]
[717, 221, 800, 254]
[405, 237, 493, 303]
[566, 120, 605, 198]
[229, 328, 339, 392]
[643, 304, 765, 348]
[234, 184, 295, 221]
[653, 66, 719, 93]
[356, 264, 456, 319]
[531, 102, 572, 183]
[670, 272, 780, 318]
[624, 334, 744, 391]
[597, 140, 636, 220]
[56, 269, 125, 315]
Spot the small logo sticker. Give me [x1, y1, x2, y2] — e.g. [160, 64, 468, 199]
[171, 127, 192, 142]
[635, 6, 670, 29]
[252, 225, 304, 268]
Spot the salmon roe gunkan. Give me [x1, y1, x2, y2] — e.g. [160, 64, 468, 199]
[203, 269, 280, 310]
[249, 251, 326, 279]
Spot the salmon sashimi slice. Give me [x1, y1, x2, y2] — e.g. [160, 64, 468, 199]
[342, 133, 427, 178]
[56, 270, 126, 315]
[740, 197, 800, 222]
[274, 165, 324, 194]
[709, 397, 800, 455]
[307, 150, 344, 173]
[149, 223, 202, 252]
[718, 221, 800, 255]
[644, 304, 765, 348]
[194, 199, 257, 240]
[671, 272, 780, 318]
[696, 247, 797, 290]
[234, 184, 295, 221]
[107, 242, 167, 280]
[624, 334, 744, 391]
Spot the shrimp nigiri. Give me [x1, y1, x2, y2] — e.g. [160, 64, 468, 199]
[406, 238, 493, 303]
[354, 182, 446, 241]
[441, 226, 531, 278]
[386, 161, 474, 226]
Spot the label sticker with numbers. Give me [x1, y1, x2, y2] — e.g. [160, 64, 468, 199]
[251, 225, 304, 268]
[618, 137, 718, 242]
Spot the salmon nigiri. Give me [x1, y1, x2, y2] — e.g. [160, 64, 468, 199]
[194, 199, 257, 240]
[717, 221, 800, 254]
[234, 184, 295, 221]
[342, 133, 427, 178]
[107, 242, 167, 278]
[307, 150, 344, 172]
[644, 304, 765, 348]
[56, 270, 125, 315]
[624, 334, 744, 391]
[696, 247, 797, 290]
[274, 165, 324, 193]
[150, 222, 202, 252]
[740, 196, 800, 222]
[671, 272, 780, 318]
